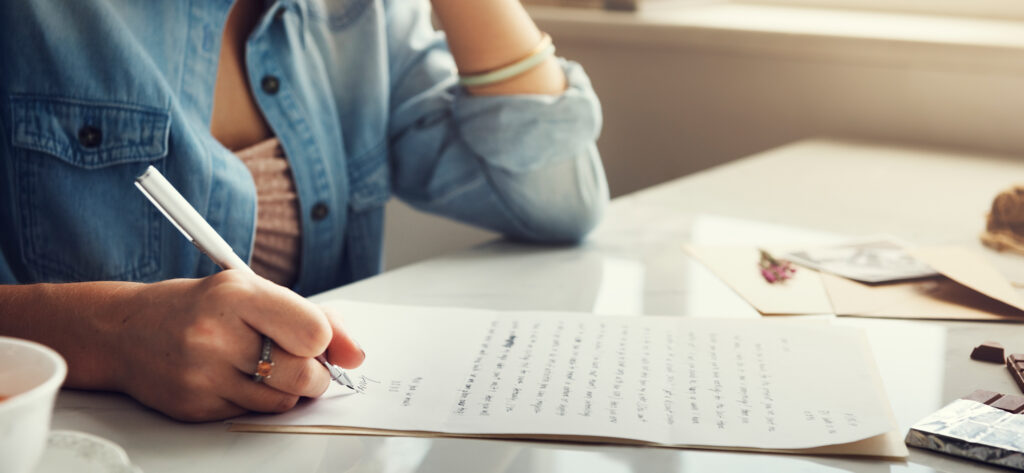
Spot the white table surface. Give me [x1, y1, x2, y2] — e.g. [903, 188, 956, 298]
[52, 139, 1024, 473]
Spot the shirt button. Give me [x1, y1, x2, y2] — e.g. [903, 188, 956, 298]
[261, 75, 280, 95]
[77, 125, 102, 148]
[311, 202, 329, 221]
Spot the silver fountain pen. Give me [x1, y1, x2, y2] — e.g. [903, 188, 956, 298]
[135, 165, 355, 389]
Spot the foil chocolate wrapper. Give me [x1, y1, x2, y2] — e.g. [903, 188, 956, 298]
[905, 399, 1024, 470]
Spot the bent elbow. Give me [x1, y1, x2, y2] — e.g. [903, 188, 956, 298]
[510, 148, 610, 244]
[531, 194, 608, 244]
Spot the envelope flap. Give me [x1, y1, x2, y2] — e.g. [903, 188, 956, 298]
[910, 246, 1024, 312]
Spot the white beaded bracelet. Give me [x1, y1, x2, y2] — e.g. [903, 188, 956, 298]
[458, 34, 556, 88]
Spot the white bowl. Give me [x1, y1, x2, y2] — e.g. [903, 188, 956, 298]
[0, 336, 68, 473]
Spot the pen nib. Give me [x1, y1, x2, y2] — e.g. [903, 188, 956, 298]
[329, 364, 355, 390]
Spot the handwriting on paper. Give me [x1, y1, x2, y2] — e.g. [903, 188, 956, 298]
[238, 302, 894, 450]
[441, 315, 865, 446]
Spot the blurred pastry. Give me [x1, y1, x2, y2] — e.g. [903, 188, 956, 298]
[981, 185, 1024, 255]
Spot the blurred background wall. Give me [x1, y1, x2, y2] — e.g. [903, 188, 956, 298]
[382, 3, 1024, 270]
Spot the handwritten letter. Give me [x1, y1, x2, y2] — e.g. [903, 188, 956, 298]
[235, 302, 894, 450]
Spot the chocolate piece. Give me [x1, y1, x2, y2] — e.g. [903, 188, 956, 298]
[970, 341, 1005, 363]
[1009, 353, 1024, 394]
[962, 389, 1003, 404]
[990, 394, 1024, 414]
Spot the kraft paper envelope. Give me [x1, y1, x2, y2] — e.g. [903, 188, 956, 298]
[687, 244, 1024, 321]
[822, 246, 1024, 321]
[684, 245, 833, 315]
[911, 246, 1024, 312]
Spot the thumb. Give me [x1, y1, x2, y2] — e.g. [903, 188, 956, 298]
[321, 307, 366, 369]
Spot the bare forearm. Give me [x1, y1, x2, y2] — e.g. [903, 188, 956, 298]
[0, 273, 365, 421]
[0, 282, 140, 390]
[431, 0, 565, 95]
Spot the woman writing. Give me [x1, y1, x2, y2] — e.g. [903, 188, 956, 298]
[0, 0, 607, 421]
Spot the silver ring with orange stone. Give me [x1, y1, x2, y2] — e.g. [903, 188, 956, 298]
[252, 337, 274, 383]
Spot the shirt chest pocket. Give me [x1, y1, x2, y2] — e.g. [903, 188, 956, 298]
[9, 95, 170, 282]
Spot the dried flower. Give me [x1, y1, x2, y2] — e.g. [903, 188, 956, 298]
[758, 249, 796, 284]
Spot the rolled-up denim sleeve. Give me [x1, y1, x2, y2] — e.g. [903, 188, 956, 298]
[385, 0, 609, 243]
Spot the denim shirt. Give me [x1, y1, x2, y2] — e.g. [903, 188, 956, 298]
[0, 0, 608, 296]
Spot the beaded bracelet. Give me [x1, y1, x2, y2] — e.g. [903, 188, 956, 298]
[458, 33, 556, 88]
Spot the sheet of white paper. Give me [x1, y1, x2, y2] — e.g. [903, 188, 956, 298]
[234, 301, 894, 450]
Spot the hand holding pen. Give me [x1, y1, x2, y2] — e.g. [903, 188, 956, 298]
[125, 166, 363, 421]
